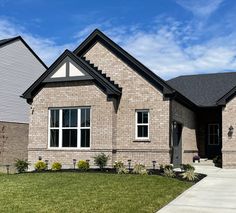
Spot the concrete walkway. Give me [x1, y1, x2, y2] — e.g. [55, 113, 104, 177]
[158, 165, 236, 213]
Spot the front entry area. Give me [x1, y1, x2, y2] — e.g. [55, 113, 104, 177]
[206, 123, 221, 158]
[197, 107, 222, 160]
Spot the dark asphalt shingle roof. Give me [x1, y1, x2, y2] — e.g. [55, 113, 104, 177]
[167, 72, 236, 107]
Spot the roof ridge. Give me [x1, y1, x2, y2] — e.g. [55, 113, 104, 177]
[168, 71, 236, 80]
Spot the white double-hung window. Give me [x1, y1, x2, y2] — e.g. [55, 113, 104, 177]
[135, 110, 149, 139]
[49, 108, 90, 149]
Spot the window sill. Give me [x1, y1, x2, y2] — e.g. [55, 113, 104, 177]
[47, 148, 91, 151]
[133, 139, 151, 143]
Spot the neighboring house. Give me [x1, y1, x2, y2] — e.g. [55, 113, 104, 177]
[22, 29, 236, 169]
[0, 37, 46, 172]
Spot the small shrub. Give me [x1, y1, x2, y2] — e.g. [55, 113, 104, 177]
[93, 153, 109, 170]
[14, 159, 30, 173]
[181, 169, 198, 181]
[163, 168, 176, 178]
[77, 160, 89, 171]
[51, 162, 62, 171]
[182, 164, 195, 171]
[34, 160, 47, 171]
[132, 164, 148, 175]
[113, 161, 124, 170]
[117, 166, 129, 174]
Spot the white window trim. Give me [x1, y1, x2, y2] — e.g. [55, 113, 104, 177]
[48, 107, 91, 150]
[135, 110, 149, 140]
[208, 123, 219, 146]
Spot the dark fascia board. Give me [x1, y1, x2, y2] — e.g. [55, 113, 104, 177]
[216, 86, 236, 106]
[73, 29, 174, 95]
[0, 36, 47, 69]
[21, 49, 121, 100]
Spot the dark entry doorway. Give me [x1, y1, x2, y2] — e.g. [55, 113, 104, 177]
[206, 123, 222, 159]
[172, 121, 182, 167]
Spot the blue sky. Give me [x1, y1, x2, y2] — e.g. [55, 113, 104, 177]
[0, 0, 236, 79]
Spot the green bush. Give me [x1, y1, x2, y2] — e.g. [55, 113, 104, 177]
[181, 169, 198, 181]
[182, 164, 195, 171]
[163, 168, 176, 178]
[132, 164, 148, 175]
[34, 160, 47, 171]
[77, 160, 89, 171]
[14, 159, 30, 173]
[51, 162, 62, 171]
[93, 153, 109, 170]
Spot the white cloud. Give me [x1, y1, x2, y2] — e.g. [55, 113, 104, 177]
[176, 0, 224, 17]
[101, 21, 236, 79]
[0, 12, 236, 80]
[0, 18, 74, 65]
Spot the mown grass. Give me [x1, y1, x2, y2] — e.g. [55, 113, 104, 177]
[0, 172, 192, 213]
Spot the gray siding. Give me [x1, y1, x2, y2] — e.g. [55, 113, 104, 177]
[0, 40, 45, 123]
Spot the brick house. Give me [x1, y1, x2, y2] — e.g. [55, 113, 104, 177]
[0, 36, 46, 172]
[22, 29, 236, 169]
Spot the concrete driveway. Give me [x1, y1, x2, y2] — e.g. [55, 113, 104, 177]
[158, 166, 236, 213]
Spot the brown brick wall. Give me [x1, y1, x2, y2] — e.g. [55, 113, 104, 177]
[85, 42, 170, 166]
[28, 41, 171, 169]
[222, 97, 236, 168]
[28, 81, 115, 170]
[171, 101, 198, 164]
[0, 121, 28, 173]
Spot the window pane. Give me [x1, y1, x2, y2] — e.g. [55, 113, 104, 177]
[70, 109, 77, 127]
[137, 111, 148, 124]
[137, 112, 142, 123]
[137, 125, 148, 138]
[50, 110, 59, 127]
[63, 109, 69, 127]
[50, 129, 59, 147]
[81, 129, 90, 147]
[143, 112, 148, 123]
[62, 129, 77, 147]
[81, 108, 90, 127]
[86, 109, 90, 127]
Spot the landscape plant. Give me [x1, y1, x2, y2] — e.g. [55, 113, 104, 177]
[93, 153, 109, 170]
[132, 163, 148, 175]
[182, 164, 195, 171]
[51, 162, 62, 171]
[163, 168, 176, 178]
[14, 159, 30, 173]
[34, 160, 47, 171]
[77, 160, 89, 171]
[181, 169, 198, 181]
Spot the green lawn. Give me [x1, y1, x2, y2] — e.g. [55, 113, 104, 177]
[0, 172, 192, 213]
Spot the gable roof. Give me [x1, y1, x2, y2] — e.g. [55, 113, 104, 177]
[0, 36, 47, 69]
[21, 49, 122, 100]
[168, 72, 236, 107]
[22, 29, 198, 109]
[74, 29, 175, 95]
